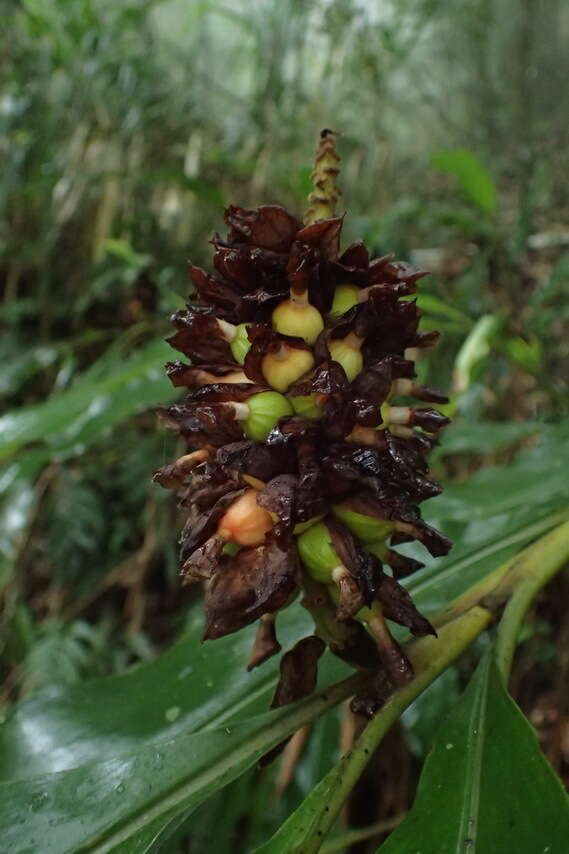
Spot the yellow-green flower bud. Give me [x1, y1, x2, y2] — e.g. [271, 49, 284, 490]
[222, 542, 242, 557]
[243, 391, 293, 440]
[272, 298, 324, 345]
[379, 402, 391, 427]
[328, 335, 363, 382]
[331, 284, 360, 317]
[290, 394, 321, 420]
[297, 521, 341, 583]
[230, 323, 252, 364]
[293, 515, 324, 535]
[332, 504, 393, 543]
[262, 345, 315, 392]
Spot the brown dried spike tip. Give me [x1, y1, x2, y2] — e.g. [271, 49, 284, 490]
[303, 129, 341, 225]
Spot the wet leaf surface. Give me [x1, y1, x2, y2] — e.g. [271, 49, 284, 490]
[378, 652, 569, 853]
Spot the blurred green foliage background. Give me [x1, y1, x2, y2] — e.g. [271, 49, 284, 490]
[1, 0, 569, 790]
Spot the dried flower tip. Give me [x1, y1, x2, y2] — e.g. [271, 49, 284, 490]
[216, 318, 238, 341]
[384, 404, 450, 434]
[330, 566, 364, 621]
[391, 379, 449, 404]
[346, 426, 382, 446]
[217, 488, 274, 546]
[404, 347, 421, 362]
[195, 367, 249, 386]
[247, 613, 281, 671]
[366, 603, 414, 686]
[262, 345, 315, 392]
[153, 448, 211, 488]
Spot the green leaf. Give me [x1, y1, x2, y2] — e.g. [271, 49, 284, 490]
[453, 314, 501, 394]
[0, 343, 59, 398]
[0, 708, 303, 852]
[427, 423, 569, 525]
[0, 479, 35, 589]
[406, 422, 569, 616]
[0, 338, 174, 464]
[249, 761, 343, 854]
[0, 674, 358, 854]
[377, 652, 569, 853]
[504, 335, 543, 374]
[415, 292, 472, 329]
[102, 239, 151, 270]
[436, 420, 540, 456]
[430, 148, 498, 214]
[0, 606, 318, 778]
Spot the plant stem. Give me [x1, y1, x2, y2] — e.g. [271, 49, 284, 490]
[423, 507, 569, 629]
[495, 517, 569, 680]
[301, 606, 492, 853]
[431, 507, 569, 629]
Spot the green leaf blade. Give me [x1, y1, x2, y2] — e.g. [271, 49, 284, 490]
[430, 148, 497, 214]
[378, 653, 569, 854]
[0, 607, 317, 780]
[0, 680, 357, 854]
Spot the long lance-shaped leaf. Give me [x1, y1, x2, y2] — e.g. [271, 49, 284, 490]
[0, 673, 361, 854]
[0, 338, 174, 464]
[377, 652, 569, 854]
[378, 520, 569, 853]
[0, 606, 319, 780]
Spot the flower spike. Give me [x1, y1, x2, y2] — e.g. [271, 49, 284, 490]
[155, 131, 452, 715]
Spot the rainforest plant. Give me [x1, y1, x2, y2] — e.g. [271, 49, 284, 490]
[2, 132, 569, 854]
[155, 130, 452, 713]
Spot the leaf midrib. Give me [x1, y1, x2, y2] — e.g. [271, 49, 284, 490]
[454, 654, 489, 853]
[88, 680, 356, 853]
